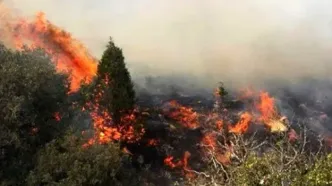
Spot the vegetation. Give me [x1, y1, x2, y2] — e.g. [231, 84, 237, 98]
[97, 37, 136, 124]
[27, 132, 138, 186]
[0, 45, 70, 185]
[188, 129, 320, 186]
[1, 40, 332, 186]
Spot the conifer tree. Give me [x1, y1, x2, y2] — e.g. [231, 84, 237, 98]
[97, 37, 136, 124]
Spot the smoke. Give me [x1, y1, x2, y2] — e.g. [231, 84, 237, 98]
[3, 0, 332, 150]
[2, 0, 332, 89]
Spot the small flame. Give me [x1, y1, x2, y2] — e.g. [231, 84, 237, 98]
[201, 132, 232, 165]
[165, 100, 200, 129]
[147, 139, 159, 146]
[164, 151, 195, 179]
[54, 112, 61, 121]
[201, 132, 217, 151]
[229, 112, 252, 134]
[122, 147, 133, 155]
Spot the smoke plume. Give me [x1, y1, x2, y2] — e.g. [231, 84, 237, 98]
[2, 0, 332, 89]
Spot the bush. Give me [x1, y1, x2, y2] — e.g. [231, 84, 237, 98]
[183, 128, 321, 186]
[27, 132, 139, 186]
[305, 153, 332, 185]
[0, 44, 70, 184]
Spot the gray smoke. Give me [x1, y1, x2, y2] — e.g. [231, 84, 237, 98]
[3, 0, 332, 89]
[3, 0, 332, 136]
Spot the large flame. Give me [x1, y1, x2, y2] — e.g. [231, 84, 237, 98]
[257, 92, 278, 123]
[257, 92, 288, 132]
[5, 11, 97, 92]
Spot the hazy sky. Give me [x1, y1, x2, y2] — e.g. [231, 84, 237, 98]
[3, 0, 332, 87]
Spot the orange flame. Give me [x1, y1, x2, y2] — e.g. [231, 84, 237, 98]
[201, 132, 232, 165]
[164, 156, 182, 169]
[122, 147, 133, 155]
[8, 12, 97, 92]
[201, 132, 218, 151]
[229, 112, 252, 134]
[166, 100, 200, 129]
[164, 151, 195, 179]
[83, 77, 145, 147]
[257, 92, 278, 123]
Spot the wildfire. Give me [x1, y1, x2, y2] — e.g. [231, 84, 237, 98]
[0, 7, 301, 182]
[7, 11, 97, 92]
[229, 112, 252, 134]
[201, 132, 218, 151]
[165, 100, 200, 129]
[201, 132, 232, 165]
[82, 77, 145, 147]
[164, 151, 195, 179]
[257, 92, 288, 132]
[257, 92, 278, 123]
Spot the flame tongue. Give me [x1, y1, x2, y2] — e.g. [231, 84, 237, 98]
[229, 112, 252, 134]
[164, 151, 195, 179]
[164, 100, 200, 129]
[7, 11, 98, 92]
[257, 92, 288, 132]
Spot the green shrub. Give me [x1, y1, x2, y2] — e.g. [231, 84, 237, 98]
[27, 133, 139, 186]
[305, 153, 332, 185]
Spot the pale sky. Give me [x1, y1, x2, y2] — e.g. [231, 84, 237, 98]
[3, 0, 332, 87]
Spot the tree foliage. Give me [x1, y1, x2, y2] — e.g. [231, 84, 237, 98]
[0, 44, 70, 184]
[27, 133, 138, 186]
[97, 38, 136, 124]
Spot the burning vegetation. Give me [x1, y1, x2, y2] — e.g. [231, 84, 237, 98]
[2, 10, 332, 186]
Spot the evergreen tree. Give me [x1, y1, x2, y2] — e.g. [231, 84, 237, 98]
[97, 37, 136, 124]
